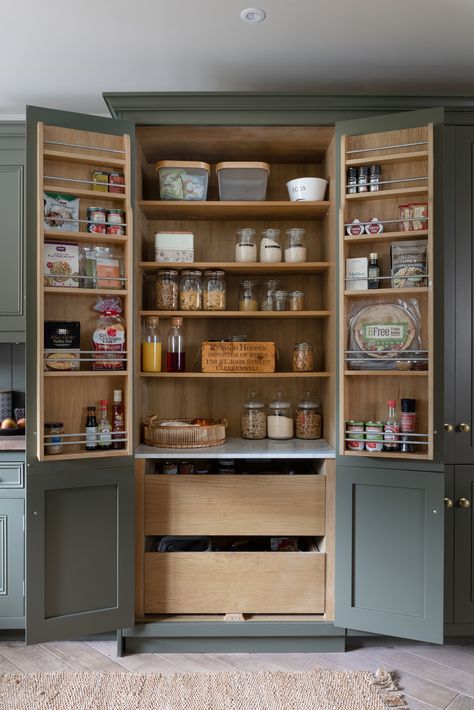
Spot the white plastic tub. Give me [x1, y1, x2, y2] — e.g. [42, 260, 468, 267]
[216, 162, 270, 201]
[156, 161, 210, 201]
[286, 177, 328, 202]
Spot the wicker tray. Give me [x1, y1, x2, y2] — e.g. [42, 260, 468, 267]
[143, 416, 227, 449]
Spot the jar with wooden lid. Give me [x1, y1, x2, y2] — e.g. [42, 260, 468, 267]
[203, 270, 226, 311]
[267, 391, 293, 440]
[296, 392, 322, 440]
[44, 422, 64, 455]
[155, 269, 179, 310]
[241, 392, 266, 440]
[179, 269, 203, 310]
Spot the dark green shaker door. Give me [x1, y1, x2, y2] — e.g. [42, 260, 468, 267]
[336, 464, 444, 643]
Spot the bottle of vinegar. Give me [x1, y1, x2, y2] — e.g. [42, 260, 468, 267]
[97, 400, 112, 450]
[383, 399, 400, 451]
[166, 317, 185, 372]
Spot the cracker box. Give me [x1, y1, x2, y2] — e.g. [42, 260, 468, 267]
[44, 242, 80, 288]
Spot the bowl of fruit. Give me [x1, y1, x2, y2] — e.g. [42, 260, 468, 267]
[0, 414, 25, 435]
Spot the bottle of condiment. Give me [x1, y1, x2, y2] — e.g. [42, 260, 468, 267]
[235, 228, 257, 262]
[346, 167, 358, 194]
[400, 398, 416, 453]
[166, 317, 185, 372]
[284, 228, 307, 263]
[383, 399, 400, 451]
[112, 390, 125, 449]
[358, 166, 370, 192]
[97, 400, 112, 450]
[260, 228, 282, 263]
[369, 164, 382, 192]
[267, 391, 293, 440]
[142, 316, 162, 372]
[368, 253, 380, 289]
[85, 406, 98, 451]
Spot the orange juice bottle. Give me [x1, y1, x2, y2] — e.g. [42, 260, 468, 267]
[142, 316, 162, 372]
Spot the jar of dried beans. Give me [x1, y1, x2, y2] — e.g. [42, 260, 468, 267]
[155, 269, 179, 310]
[295, 393, 322, 440]
[240, 392, 266, 440]
[292, 342, 314, 372]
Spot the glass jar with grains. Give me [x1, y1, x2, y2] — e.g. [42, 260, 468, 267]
[238, 279, 258, 311]
[203, 270, 226, 311]
[241, 392, 266, 440]
[155, 269, 179, 310]
[292, 342, 314, 372]
[295, 392, 322, 440]
[260, 279, 281, 311]
[267, 391, 293, 440]
[179, 269, 203, 310]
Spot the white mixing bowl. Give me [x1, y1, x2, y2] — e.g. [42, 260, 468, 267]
[286, 177, 328, 202]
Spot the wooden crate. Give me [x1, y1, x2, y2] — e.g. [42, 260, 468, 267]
[201, 341, 275, 373]
[144, 551, 325, 614]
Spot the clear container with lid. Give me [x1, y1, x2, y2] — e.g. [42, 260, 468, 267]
[274, 289, 289, 311]
[155, 269, 179, 310]
[203, 270, 226, 311]
[156, 160, 210, 201]
[267, 391, 293, 440]
[44, 422, 64, 455]
[238, 279, 258, 311]
[296, 392, 322, 440]
[288, 290, 305, 311]
[260, 228, 282, 263]
[179, 269, 203, 310]
[235, 228, 257, 262]
[284, 228, 307, 263]
[293, 342, 314, 372]
[216, 162, 270, 201]
[241, 392, 266, 440]
[260, 279, 281, 311]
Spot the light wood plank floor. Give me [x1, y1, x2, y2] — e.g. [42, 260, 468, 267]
[0, 637, 472, 709]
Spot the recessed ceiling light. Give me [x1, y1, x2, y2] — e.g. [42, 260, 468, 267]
[240, 8, 266, 23]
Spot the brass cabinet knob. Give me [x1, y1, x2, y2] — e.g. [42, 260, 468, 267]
[444, 423, 454, 433]
[444, 497, 454, 508]
[459, 423, 471, 433]
[456, 497, 471, 509]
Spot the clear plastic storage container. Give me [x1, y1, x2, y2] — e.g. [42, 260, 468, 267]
[156, 161, 210, 201]
[216, 162, 270, 201]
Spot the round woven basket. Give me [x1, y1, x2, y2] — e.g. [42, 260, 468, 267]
[143, 416, 227, 448]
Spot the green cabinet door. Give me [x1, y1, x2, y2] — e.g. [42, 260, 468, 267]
[0, 124, 25, 339]
[453, 465, 474, 623]
[0, 498, 24, 625]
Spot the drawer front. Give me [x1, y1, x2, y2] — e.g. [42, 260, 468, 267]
[144, 551, 325, 614]
[144, 475, 325, 536]
[0, 463, 23, 488]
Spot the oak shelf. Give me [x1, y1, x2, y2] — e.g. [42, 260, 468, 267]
[139, 310, 331, 319]
[140, 371, 331, 379]
[44, 287, 128, 296]
[139, 200, 331, 220]
[43, 184, 126, 201]
[43, 148, 126, 168]
[344, 370, 428, 377]
[44, 230, 128, 246]
[345, 150, 428, 167]
[344, 287, 429, 297]
[44, 371, 128, 377]
[343, 230, 428, 245]
[343, 450, 430, 460]
[345, 186, 428, 202]
[140, 261, 331, 274]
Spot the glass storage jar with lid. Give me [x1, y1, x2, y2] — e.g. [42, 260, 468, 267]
[235, 228, 257, 263]
[260, 279, 282, 311]
[155, 269, 179, 310]
[274, 289, 289, 311]
[293, 342, 314, 372]
[295, 392, 322, 439]
[241, 392, 266, 440]
[238, 279, 258, 311]
[284, 228, 307, 263]
[203, 270, 226, 311]
[45, 422, 64, 455]
[267, 391, 294, 440]
[260, 228, 282, 263]
[179, 269, 203, 310]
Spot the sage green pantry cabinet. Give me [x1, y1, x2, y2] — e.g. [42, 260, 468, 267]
[0, 455, 25, 629]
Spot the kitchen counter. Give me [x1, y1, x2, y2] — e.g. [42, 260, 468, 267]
[135, 437, 335, 459]
[0, 435, 26, 451]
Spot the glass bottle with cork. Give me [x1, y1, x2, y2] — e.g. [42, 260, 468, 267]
[166, 317, 185, 372]
[142, 316, 162, 372]
[368, 253, 380, 289]
[112, 390, 125, 450]
[97, 400, 112, 450]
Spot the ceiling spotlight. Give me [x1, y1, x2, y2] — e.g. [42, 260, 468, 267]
[240, 8, 266, 23]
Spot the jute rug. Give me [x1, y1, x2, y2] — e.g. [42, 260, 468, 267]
[0, 667, 407, 709]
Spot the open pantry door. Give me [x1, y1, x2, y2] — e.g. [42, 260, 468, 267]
[25, 106, 135, 644]
[335, 107, 445, 643]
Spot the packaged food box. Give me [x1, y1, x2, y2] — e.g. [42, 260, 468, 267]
[156, 161, 210, 201]
[216, 161, 270, 201]
[44, 192, 80, 232]
[44, 321, 80, 371]
[345, 257, 368, 291]
[44, 242, 79, 288]
[155, 231, 194, 262]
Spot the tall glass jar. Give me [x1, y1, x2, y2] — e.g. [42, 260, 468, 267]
[292, 342, 314, 372]
[295, 392, 322, 439]
[179, 269, 203, 310]
[155, 269, 179, 310]
[260, 228, 282, 263]
[267, 391, 293, 440]
[260, 279, 281, 311]
[235, 228, 257, 263]
[238, 279, 258, 311]
[241, 392, 266, 440]
[284, 228, 307, 263]
[203, 269, 226, 311]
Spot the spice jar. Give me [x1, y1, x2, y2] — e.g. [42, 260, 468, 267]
[296, 393, 322, 440]
[288, 290, 304, 311]
[260, 228, 282, 263]
[241, 392, 266, 440]
[284, 228, 307, 263]
[203, 269, 226, 311]
[260, 279, 281, 311]
[267, 391, 293, 440]
[179, 269, 202, 310]
[155, 269, 179, 310]
[293, 342, 314, 372]
[239, 279, 258, 311]
[44, 422, 64, 455]
[235, 228, 257, 263]
[274, 289, 289, 311]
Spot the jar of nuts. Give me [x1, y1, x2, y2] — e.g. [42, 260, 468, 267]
[179, 269, 203, 310]
[288, 290, 304, 311]
[292, 342, 314, 372]
[203, 270, 226, 311]
[155, 269, 179, 310]
[241, 392, 266, 440]
[295, 392, 322, 440]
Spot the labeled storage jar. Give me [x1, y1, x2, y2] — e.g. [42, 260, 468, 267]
[284, 228, 307, 263]
[292, 342, 314, 372]
[260, 279, 281, 311]
[241, 392, 266, 440]
[235, 228, 257, 262]
[203, 270, 226, 311]
[288, 290, 304, 311]
[274, 289, 289, 311]
[296, 393, 322, 440]
[267, 392, 293, 440]
[155, 269, 179, 310]
[44, 422, 64, 455]
[216, 162, 270, 201]
[238, 279, 258, 311]
[260, 228, 282, 263]
[179, 269, 203, 310]
[156, 161, 210, 201]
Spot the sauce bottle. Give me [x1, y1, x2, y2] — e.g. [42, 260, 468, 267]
[142, 316, 162, 372]
[368, 253, 380, 289]
[85, 405, 97, 451]
[97, 400, 112, 450]
[166, 317, 185, 372]
[112, 390, 125, 449]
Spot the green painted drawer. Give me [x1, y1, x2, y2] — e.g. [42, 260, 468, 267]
[0, 463, 23, 488]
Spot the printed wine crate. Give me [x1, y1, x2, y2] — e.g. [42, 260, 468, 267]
[201, 341, 275, 373]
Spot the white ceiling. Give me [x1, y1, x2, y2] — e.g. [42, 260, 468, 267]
[2, 0, 474, 119]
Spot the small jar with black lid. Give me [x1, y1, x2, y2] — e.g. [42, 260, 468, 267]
[358, 166, 370, 193]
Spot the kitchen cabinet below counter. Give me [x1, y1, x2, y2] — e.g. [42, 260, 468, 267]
[135, 438, 335, 460]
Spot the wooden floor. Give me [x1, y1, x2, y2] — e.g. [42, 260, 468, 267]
[0, 637, 472, 709]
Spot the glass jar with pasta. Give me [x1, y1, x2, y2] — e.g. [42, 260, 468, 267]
[179, 270, 203, 311]
[203, 270, 226, 311]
